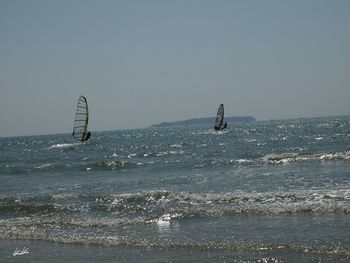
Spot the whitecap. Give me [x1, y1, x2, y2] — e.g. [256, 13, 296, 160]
[35, 163, 60, 169]
[170, 144, 182, 148]
[232, 159, 253, 165]
[157, 213, 182, 224]
[47, 143, 79, 149]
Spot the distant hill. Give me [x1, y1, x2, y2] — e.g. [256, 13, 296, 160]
[150, 116, 256, 128]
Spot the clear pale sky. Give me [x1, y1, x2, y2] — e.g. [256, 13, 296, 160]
[1, 0, 349, 137]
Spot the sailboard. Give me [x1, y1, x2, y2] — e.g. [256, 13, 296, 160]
[214, 104, 227, 131]
[72, 95, 91, 142]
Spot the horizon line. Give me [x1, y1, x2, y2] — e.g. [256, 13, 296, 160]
[0, 114, 349, 139]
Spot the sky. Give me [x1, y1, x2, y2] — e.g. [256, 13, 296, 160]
[1, 0, 350, 137]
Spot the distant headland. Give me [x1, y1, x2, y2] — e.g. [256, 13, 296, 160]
[150, 116, 256, 128]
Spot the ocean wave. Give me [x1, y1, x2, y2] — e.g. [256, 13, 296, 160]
[151, 213, 183, 225]
[0, 213, 184, 230]
[193, 158, 255, 168]
[9, 149, 348, 174]
[1, 190, 349, 218]
[0, 203, 69, 215]
[264, 151, 350, 164]
[51, 193, 80, 201]
[230, 159, 254, 165]
[35, 163, 63, 170]
[90, 160, 138, 171]
[0, 165, 29, 175]
[33, 159, 141, 172]
[190, 129, 229, 136]
[0, 217, 148, 229]
[47, 143, 80, 149]
[105, 189, 350, 216]
[0, 224, 349, 259]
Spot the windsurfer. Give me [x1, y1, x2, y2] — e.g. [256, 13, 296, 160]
[221, 122, 227, 130]
[82, 131, 91, 142]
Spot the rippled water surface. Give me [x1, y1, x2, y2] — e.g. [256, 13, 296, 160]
[1, 116, 350, 262]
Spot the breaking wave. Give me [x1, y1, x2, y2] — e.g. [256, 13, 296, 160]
[47, 143, 80, 149]
[1, 190, 350, 259]
[264, 151, 350, 164]
[1, 190, 350, 218]
[35, 163, 64, 170]
[0, 225, 349, 259]
[89, 160, 137, 171]
[3, 159, 142, 174]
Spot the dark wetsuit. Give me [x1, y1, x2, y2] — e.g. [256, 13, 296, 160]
[220, 122, 227, 130]
[82, 131, 91, 142]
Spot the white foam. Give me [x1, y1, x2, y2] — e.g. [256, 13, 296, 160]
[128, 153, 137, 158]
[171, 144, 182, 148]
[48, 143, 80, 149]
[157, 213, 182, 224]
[35, 163, 60, 169]
[263, 151, 350, 164]
[232, 159, 253, 165]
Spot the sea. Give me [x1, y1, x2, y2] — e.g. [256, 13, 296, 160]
[1, 116, 350, 263]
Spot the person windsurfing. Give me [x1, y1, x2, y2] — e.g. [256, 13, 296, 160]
[72, 95, 91, 143]
[221, 122, 227, 130]
[214, 104, 227, 131]
[82, 131, 91, 142]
